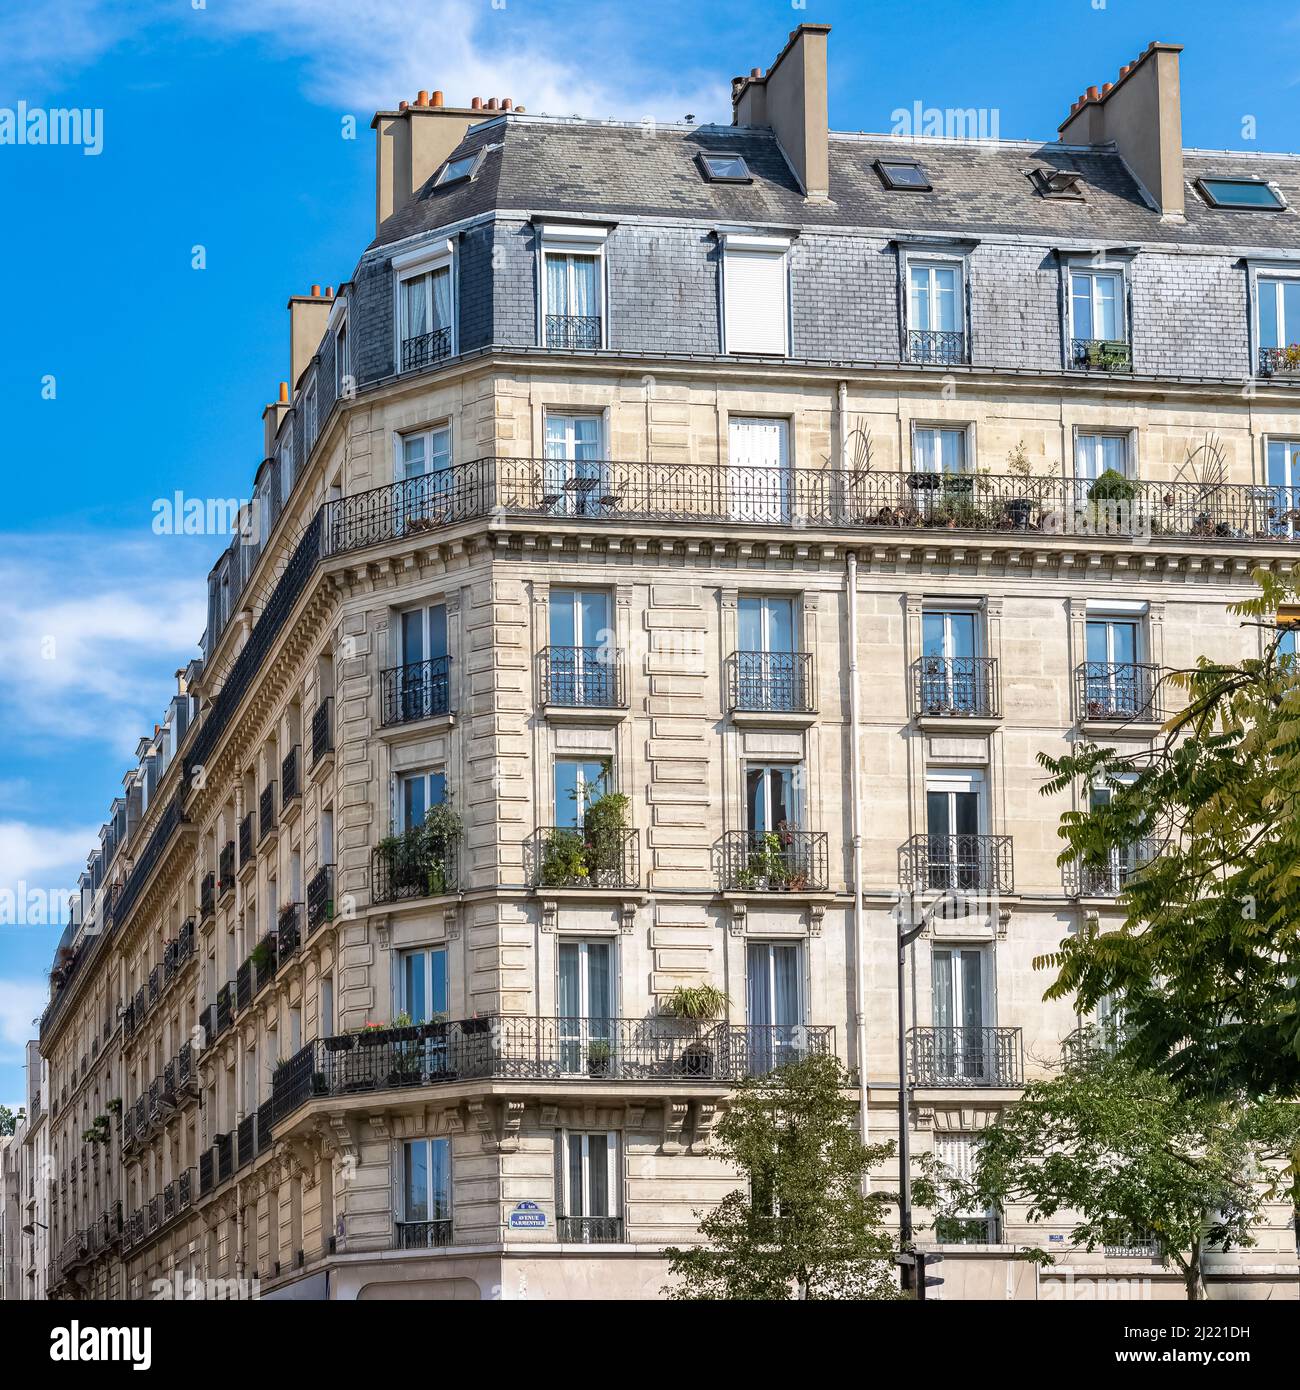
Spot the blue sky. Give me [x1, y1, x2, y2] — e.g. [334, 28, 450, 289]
[0, 0, 1295, 1108]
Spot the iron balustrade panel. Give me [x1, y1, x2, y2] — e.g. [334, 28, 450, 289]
[178, 1168, 194, 1210]
[277, 904, 302, 961]
[371, 841, 458, 903]
[215, 1132, 233, 1184]
[718, 830, 829, 892]
[545, 314, 602, 349]
[257, 1100, 275, 1154]
[380, 656, 452, 725]
[1063, 839, 1163, 897]
[400, 326, 452, 372]
[272, 1043, 317, 1120]
[177, 917, 196, 961]
[321, 461, 494, 556]
[163, 1182, 177, 1224]
[306, 865, 335, 932]
[899, 833, 1014, 895]
[529, 827, 640, 890]
[259, 782, 278, 840]
[711, 1023, 834, 1079]
[253, 931, 279, 993]
[908, 1026, 1023, 1087]
[1076, 662, 1161, 721]
[236, 1115, 255, 1169]
[394, 1220, 453, 1250]
[727, 650, 814, 713]
[236, 962, 252, 1013]
[557, 1216, 624, 1243]
[177, 1042, 194, 1091]
[912, 656, 1000, 718]
[540, 645, 625, 708]
[935, 1215, 1002, 1244]
[147, 1196, 162, 1234]
[907, 329, 966, 365]
[148, 965, 162, 1004]
[218, 842, 236, 895]
[238, 814, 253, 867]
[1260, 346, 1300, 376]
[310, 697, 334, 765]
[200, 872, 216, 920]
[216, 983, 234, 1034]
[282, 745, 301, 803]
[1071, 337, 1132, 371]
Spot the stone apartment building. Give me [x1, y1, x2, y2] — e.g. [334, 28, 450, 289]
[31, 24, 1300, 1300]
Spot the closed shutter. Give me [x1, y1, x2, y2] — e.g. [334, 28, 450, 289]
[724, 249, 788, 355]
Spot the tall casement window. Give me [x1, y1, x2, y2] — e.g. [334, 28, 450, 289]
[553, 758, 609, 828]
[538, 223, 608, 350]
[399, 945, 449, 1023]
[1258, 276, 1300, 374]
[745, 762, 799, 835]
[334, 319, 349, 398]
[392, 602, 449, 721]
[395, 239, 455, 372]
[542, 412, 605, 516]
[913, 425, 969, 474]
[925, 769, 985, 890]
[735, 594, 803, 712]
[558, 939, 615, 1074]
[1069, 266, 1130, 369]
[907, 259, 965, 364]
[1267, 439, 1300, 536]
[931, 945, 996, 1081]
[555, 1131, 620, 1241]
[1075, 431, 1130, 482]
[396, 768, 447, 830]
[746, 940, 803, 1069]
[720, 231, 791, 356]
[933, 1134, 1001, 1243]
[548, 590, 614, 706]
[395, 424, 455, 531]
[919, 608, 985, 717]
[1083, 615, 1145, 719]
[303, 379, 317, 443]
[728, 417, 791, 523]
[398, 1138, 451, 1247]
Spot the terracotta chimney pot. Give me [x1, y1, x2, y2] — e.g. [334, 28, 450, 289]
[416, 90, 429, 107]
[431, 91, 444, 107]
[278, 382, 289, 404]
[471, 96, 483, 110]
[310, 284, 321, 297]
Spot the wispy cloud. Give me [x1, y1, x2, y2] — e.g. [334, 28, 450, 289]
[0, 977, 46, 1054]
[0, 820, 100, 903]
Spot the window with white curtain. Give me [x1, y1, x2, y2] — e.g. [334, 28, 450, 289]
[401, 1138, 451, 1228]
[555, 1131, 619, 1226]
[721, 232, 791, 356]
[537, 224, 608, 349]
[912, 425, 969, 474]
[394, 240, 456, 369]
[1075, 432, 1129, 481]
[1070, 268, 1126, 342]
[746, 940, 803, 1070]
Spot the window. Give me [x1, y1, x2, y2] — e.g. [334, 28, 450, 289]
[1258, 277, 1300, 372]
[1197, 176, 1284, 210]
[548, 590, 614, 706]
[745, 763, 799, 834]
[1075, 432, 1129, 482]
[1279, 627, 1297, 666]
[934, 1134, 1000, 1243]
[1268, 439, 1300, 538]
[1069, 267, 1130, 369]
[320, 976, 334, 1035]
[400, 946, 448, 1024]
[303, 380, 317, 443]
[728, 417, 791, 523]
[558, 940, 614, 1074]
[925, 769, 984, 890]
[334, 321, 349, 398]
[906, 256, 966, 363]
[735, 595, 804, 712]
[931, 946, 994, 1080]
[876, 158, 931, 191]
[395, 241, 455, 370]
[919, 609, 984, 716]
[720, 231, 791, 356]
[542, 412, 606, 516]
[1083, 779, 1145, 894]
[538, 223, 608, 350]
[913, 426, 968, 474]
[393, 603, 449, 721]
[556, 1131, 620, 1240]
[553, 759, 609, 829]
[400, 1138, 451, 1244]
[434, 151, 480, 186]
[746, 940, 803, 1070]
[396, 769, 446, 831]
[698, 152, 752, 182]
[279, 423, 294, 506]
[1083, 617, 1145, 719]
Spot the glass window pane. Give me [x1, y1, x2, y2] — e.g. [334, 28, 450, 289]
[772, 945, 800, 1028]
[1110, 622, 1138, 665]
[550, 591, 577, 647]
[405, 1141, 429, 1221]
[558, 943, 580, 1018]
[746, 767, 765, 832]
[954, 790, 979, 837]
[922, 612, 945, 658]
[547, 254, 569, 315]
[586, 943, 612, 1019]
[1100, 435, 1126, 475]
[429, 771, 447, 806]
[580, 591, 610, 646]
[927, 789, 951, 836]
[769, 767, 793, 827]
[431, 266, 452, 330]
[1072, 275, 1093, 340]
[934, 267, 958, 331]
[587, 1134, 609, 1214]
[573, 416, 600, 459]
[430, 947, 449, 1016]
[1085, 621, 1109, 664]
[404, 953, 426, 1023]
[567, 1134, 584, 1216]
[402, 610, 425, 666]
[428, 604, 448, 659]
[746, 944, 772, 1026]
[429, 428, 451, 472]
[430, 1139, 450, 1220]
[910, 267, 930, 330]
[1095, 274, 1119, 340]
[1284, 282, 1300, 344]
[402, 277, 428, 340]
[570, 256, 598, 319]
[738, 597, 762, 650]
[932, 951, 954, 1029]
[554, 762, 580, 827]
[959, 951, 984, 1031]
[402, 775, 427, 829]
[767, 598, 795, 652]
[402, 434, 427, 477]
[1260, 281, 1280, 351]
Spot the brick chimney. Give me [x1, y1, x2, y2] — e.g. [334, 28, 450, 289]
[262, 380, 290, 458]
[370, 90, 498, 231]
[286, 285, 333, 396]
[1058, 41, 1184, 219]
[731, 23, 832, 203]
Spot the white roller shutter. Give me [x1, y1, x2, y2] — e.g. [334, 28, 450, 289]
[723, 243, 789, 355]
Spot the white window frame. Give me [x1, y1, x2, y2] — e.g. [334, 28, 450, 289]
[744, 761, 804, 834]
[557, 1130, 619, 1219]
[1253, 266, 1300, 369]
[400, 1136, 452, 1223]
[537, 223, 609, 350]
[905, 254, 965, 335]
[302, 375, 317, 443]
[911, 422, 973, 474]
[719, 230, 792, 357]
[395, 767, 447, 832]
[1066, 262, 1129, 346]
[394, 422, 452, 482]
[1073, 428, 1133, 481]
[398, 945, 449, 1021]
[925, 767, 988, 836]
[334, 318, 349, 398]
[392, 238, 458, 364]
[434, 150, 484, 187]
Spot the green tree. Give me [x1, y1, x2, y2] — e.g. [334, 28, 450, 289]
[1037, 571, 1300, 1099]
[664, 1054, 902, 1300]
[955, 1044, 1300, 1300]
[0, 1104, 17, 1136]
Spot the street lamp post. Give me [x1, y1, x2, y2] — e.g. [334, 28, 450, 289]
[896, 900, 925, 1294]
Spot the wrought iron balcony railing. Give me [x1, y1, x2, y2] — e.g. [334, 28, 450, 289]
[200, 871, 216, 920]
[277, 902, 302, 962]
[1063, 839, 1162, 897]
[372, 839, 458, 903]
[281, 745, 301, 805]
[1071, 337, 1132, 372]
[380, 655, 451, 725]
[269, 1017, 836, 1121]
[236, 960, 252, 1013]
[545, 314, 602, 350]
[307, 865, 335, 933]
[311, 697, 334, 766]
[899, 833, 1014, 895]
[912, 656, 1000, 719]
[1061, 1021, 1128, 1065]
[1259, 346, 1300, 377]
[539, 645, 625, 708]
[237, 1113, 256, 1168]
[260, 782, 278, 841]
[529, 826, 640, 890]
[935, 1214, 1003, 1244]
[908, 1026, 1023, 1087]
[217, 843, 236, 896]
[215, 1131, 233, 1185]
[199, 1148, 214, 1196]
[252, 930, 278, 994]
[1076, 661, 1161, 722]
[216, 981, 234, 1034]
[907, 329, 966, 365]
[719, 829, 829, 891]
[238, 813, 253, 868]
[727, 651, 814, 714]
[557, 1216, 624, 1243]
[401, 325, 452, 372]
[394, 1219, 453, 1250]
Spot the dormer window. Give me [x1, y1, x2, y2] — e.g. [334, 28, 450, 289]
[1196, 176, 1285, 210]
[876, 158, 931, 192]
[699, 152, 752, 183]
[1029, 167, 1086, 200]
[434, 151, 481, 187]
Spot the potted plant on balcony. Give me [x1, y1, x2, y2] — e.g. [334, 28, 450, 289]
[540, 827, 589, 886]
[310, 1071, 330, 1096]
[1086, 467, 1140, 535]
[664, 984, 729, 1022]
[744, 831, 793, 891]
[582, 790, 630, 882]
[587, 1039, 613, 1078]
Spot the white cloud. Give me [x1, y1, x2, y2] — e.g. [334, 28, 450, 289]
[0, 821, 100, 904]
[0, 978, 46, 1053]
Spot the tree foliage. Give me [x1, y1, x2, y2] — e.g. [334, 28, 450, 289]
[1036, 571, 1300, 1098]
[0, 1104, 16, 1136]
[664, 1054, 902, 1300]
[956, 1044, 1300, 1300]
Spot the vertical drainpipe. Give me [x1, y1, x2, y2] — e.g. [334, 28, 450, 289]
[840, 380, 870, 1168]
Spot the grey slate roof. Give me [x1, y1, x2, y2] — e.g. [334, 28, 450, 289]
[371, 117, 1300, 253]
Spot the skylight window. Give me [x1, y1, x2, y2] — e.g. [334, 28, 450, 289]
[699, 152, 752, 183]
[435, 152, 480, 187]
[875, 158, 931, 192]
[1029, 167, 1086, 201]
[1196, 176, 1285, 210]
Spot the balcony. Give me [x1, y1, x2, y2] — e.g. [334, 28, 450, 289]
[899, 834, 1014, 895]
[558, 1216, 624, 1243]
[1259, 346, 1300, 378]
[277, 902, 302, 962]
[311, 697, 334, 767]
[907, 329, 966, 365]
[218, 842, 236, 898]
[215, 1131, 233, 1184]
[719, 829, 829, 892]
[307, 865, 335, 933]
[257, 1099, 275, 1155]
[727, 651, 814, 715]
[935, 1214, 1003, 1244]
[380, 656, 451, 726]
[529, 826, 640, 890]
[401, 325, 452, 372]
[545, 314, 602, 350]
[251, 930, 279, 994]
[236, 960, 252, 1013]
[394, 1219, 453, 1250]
[281, 745, 301, 806]
[270, 1018, 836, 1120]
[1063, 840, 1162, 898]
[912, 656, 1000, 720]
[908, 1026, 1023, 1087]
[1076, 662, 1162, 724]
[539, 645, 625, 710]
[259, 782, 278, 842]
[372, 838, 457, 903]
[216, 981, 234, 1034]
[199, 1149, 214, 1196]
[1061, 1021, 1127, 1065]
[238, 814, 254, 869]
[200, 872, 215, 921]
[1071, 337, 1132, 372]
[237, 1114, 256, 1168]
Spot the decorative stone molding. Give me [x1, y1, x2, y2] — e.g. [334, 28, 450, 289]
[691, 1101, 720, 1152]
[624, 1103, 647, 1131]
[931, 1105, 1003, 1132]
[540, 898, 558, 933]
[662, 1100, 690, 1154]
[997, 906, 1011, 939]
[914, 1106, 935, 1130]
[619, 899, 638, 935]
[806, 902, 825, 938]
[467, 1098, 526, 1153]
[444, 905, 461, 941]
[727, 901, 747, 938]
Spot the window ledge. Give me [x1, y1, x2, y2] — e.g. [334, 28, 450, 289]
[1079, 718, 1162, 739]
[729, 708, 817, 729]
[378, 712, 456, 742]
[541, 703, 627, 725]
[915, 714, 1000, 735]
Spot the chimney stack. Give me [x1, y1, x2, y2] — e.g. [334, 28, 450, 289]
[286, 290, 332, 399]
[1058, 41, 1184, 218]
[731, 23, 832, 203]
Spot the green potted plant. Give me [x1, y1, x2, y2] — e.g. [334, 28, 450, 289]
[582, 790, 630, 882]
[310, 1071, 330, 1096]
[249, 939, 274, 974]
[1087, 467, 1141, 535]
[587, 1038, 613, 1077]
[664, 984, 729, 1021]
[1004, 440, 1037, 528]
[540, 827, 590, 886]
